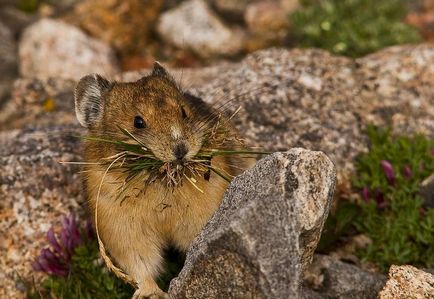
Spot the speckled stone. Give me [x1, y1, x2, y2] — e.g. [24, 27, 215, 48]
[355, 44, 434, 137]
[0, 78, 77, 130]
[169, 149, 336, 298]
[193, 45, 433, 185]
[378, 265, 434, 299]
[0, 125, 85, 298]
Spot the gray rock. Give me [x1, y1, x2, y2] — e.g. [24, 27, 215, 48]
[303, 254, 386, 299]
[18, 18, 120, 80]
[157, 0, 243, 57]
[169, 149, 336, 298]
[355, 44, 434, 137]
[0, 124, 85, 298]
[188, 45, 434, 183]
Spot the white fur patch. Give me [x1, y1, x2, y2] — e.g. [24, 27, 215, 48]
[171, 126, 182, 139]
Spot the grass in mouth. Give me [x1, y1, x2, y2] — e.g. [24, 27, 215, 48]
[72, 126, 270, 195]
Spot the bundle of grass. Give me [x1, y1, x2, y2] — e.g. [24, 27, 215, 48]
[78, 123, 267, 197]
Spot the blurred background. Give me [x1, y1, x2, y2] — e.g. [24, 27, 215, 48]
[0, 0, 432, 105]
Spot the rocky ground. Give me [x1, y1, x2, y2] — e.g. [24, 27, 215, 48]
[0, 0, 433, 298]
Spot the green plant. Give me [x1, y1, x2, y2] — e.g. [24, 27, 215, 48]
[26, 214, 134, 299]
[290, 0, 421, 57]
[29, 242, 134, 299]
[16, 0, 40, 13]
[27, 214, 185, 298]
[352, 125, 434, 271]
[319, 126, 434, 271]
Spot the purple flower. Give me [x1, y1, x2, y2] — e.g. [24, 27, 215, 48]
[32, 248, 69, 277]
[402, 165, 412, 179]
[374, 189, 387, 210]
[33, 213, 94, 277]
[47, 228, 62, 253]
[60, 214, 82, 256]
[381, 160, 395, 185]
[362, 186, 369, 202]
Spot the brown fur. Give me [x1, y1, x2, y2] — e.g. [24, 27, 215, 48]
[75, 64, 246, 298]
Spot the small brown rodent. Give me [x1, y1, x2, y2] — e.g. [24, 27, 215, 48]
[74, 63, 247, 298]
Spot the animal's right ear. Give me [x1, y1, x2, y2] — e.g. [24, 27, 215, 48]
[74, 74, 112, 128]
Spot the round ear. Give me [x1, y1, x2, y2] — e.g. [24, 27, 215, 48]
[74, 74, 111, 128]
[152, 61, 169, 77]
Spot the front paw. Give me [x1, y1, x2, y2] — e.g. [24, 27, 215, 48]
[132, 288, 171, 299]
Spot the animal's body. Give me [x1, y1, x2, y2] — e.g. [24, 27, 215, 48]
[74, 63, 246, 298]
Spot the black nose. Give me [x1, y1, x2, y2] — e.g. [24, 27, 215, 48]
[173, 143, 188, 160]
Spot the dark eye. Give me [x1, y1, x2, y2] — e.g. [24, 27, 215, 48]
[180, 106, 188, 119]
[134, 116, 146, 129]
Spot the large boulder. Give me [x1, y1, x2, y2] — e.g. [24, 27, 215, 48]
[169, 149, 336, 298]
[378, 265, 434, 299]
[157, 0, 243, 58]
[19, 18, 119, 80]
[188, 44, 434, 182]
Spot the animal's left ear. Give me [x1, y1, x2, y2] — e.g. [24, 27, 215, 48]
[152, 61, 169, 77]
[74, 74, 111, 128]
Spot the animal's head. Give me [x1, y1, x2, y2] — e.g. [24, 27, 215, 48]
[75, 62, 227, 163]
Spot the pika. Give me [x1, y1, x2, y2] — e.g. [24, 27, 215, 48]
[74, 63, 247, 298]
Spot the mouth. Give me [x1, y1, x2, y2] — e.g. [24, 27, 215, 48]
[78, 127, 268, 197]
